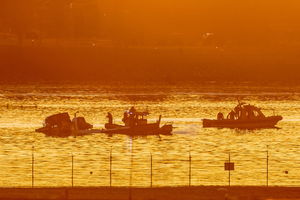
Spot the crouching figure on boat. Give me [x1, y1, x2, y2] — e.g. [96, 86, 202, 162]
[103, 107, 173, 135]
[203, 102, 283, 129]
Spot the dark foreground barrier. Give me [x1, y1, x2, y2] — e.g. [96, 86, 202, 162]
[0, 187, 300, 200]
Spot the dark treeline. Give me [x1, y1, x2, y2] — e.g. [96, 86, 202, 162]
[0, 0, 102, 43]
[0, 0, 300, 47]
[1, 1, 300, 82]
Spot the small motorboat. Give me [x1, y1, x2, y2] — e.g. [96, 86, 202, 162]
[202, 102, 283, 129]
[103, 107, 173, 135]
[35, 112, 93, 137]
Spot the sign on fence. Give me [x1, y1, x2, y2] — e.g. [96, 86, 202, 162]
[224, 162, 234, 171]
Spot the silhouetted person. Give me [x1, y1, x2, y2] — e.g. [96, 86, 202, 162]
[234, 106, 242, 119]
[129, 114, 135, 127]
[227, 110, 235, 120]
[106, 112, 113, 125]
[217, 112, 224, 120]
[240, 109, 247, 120]
[122, 111, 129, 126]
[129, 106, 136, 115]
[128, 107, 138, 127]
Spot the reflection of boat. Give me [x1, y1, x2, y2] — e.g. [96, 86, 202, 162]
[202, 103, 283, 129]
[35, 113, 93, 137]
[103, 108, 173, 135]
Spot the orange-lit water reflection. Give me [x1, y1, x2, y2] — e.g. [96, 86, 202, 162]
[0, 83, 299, 187]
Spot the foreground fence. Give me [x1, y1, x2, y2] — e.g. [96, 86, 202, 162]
[0, 146, 300, 187]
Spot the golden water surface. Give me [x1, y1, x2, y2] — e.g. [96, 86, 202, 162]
[0, 83, 299, 187]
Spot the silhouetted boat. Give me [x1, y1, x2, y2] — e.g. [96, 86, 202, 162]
[35, 112, 93, 137]
[202, 103, 283, 129]
[102, 108, 173, 135]
[36, 109, 173, 137]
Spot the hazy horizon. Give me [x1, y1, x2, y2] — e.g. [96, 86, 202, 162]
[1, 1, 300, 82]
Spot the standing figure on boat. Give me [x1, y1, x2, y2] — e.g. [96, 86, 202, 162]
[244, 105, 255, 119]
[227, 110, 235, 120]
[122, 111, 129, 126]
[128, 113, 136, 127]
[234, 104, 242, 119]
[107, 112, 113, 125]
[128, 106, 138, 127]
[129, 106, 136, 115]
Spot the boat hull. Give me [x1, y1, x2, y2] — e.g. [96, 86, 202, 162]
[35, 127, 94, 137]
[36, 124, 173, 137]
[202, 116, 283, 129]
[103, 123, 173, 135]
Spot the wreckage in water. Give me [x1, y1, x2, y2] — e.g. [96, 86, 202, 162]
[202, 103, 283, 129]
[35, 108, 173, 137]
[35, 112, 93, 137]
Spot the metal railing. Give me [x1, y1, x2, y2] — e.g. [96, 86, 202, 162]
[0, 146, 299, 187]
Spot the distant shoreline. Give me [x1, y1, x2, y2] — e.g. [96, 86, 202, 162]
[1, 44, 300, 83]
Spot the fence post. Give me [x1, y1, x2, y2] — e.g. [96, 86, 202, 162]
[71, 154, 74, 187]
[150, 153, 153, 187]
[130, 150, 133, 187]
[189, 151, 191, 187]
[129, 144, 134, 200]
[110, 147, 112, 187]
[266, 146, 269, 187]
[32, 146, 34, 188]
[228, 152, 231, 187]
